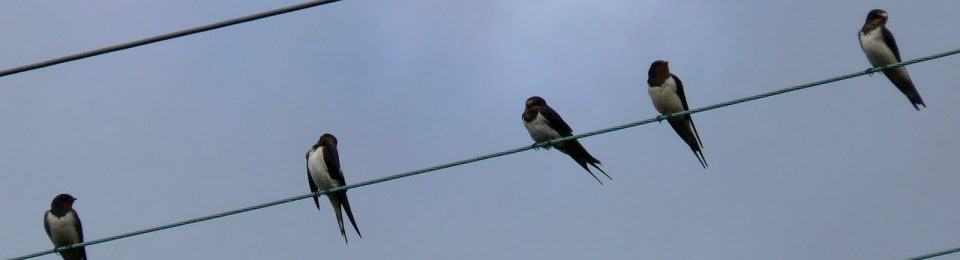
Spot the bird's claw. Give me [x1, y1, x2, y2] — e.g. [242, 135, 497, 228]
[656, 115, 666, 124]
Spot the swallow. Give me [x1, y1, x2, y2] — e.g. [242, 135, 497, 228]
[859, 9, 926, 110]
[647, 60, 708, 168]
[306, 133, 361, 244]
[522, 96, 611, 184]
[44, 194, 87, 260]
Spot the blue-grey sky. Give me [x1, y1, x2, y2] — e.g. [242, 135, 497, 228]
[2, 0, 959, 259]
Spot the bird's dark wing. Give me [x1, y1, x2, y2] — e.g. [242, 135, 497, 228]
[324, 145, 346, 185]
[538, 106, 574, 136]
[673, 74, 705, 150]
[43, 211, 52, 240]
[882, 27, 902, 62]
[307, 168, 320, 210]
[673, 74, 691, 111]
[306, 148, 322, 209]
[74, 210, 87, 259]
[73, 210, 84, 242]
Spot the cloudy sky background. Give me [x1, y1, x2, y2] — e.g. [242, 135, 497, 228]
[2, 0, 959, 259]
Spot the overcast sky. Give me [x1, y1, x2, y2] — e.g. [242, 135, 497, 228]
[2, 0, 960, 259]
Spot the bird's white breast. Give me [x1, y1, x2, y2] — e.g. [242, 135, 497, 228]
[45, 211, 81, 246]
[307, 148, 338, 189]
[524, 113, 562, 142]
[859, 28, 898, 67]
[648, 77, 685, 115]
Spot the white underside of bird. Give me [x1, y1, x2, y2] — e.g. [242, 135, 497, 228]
[45, 211, 81, 246]
[524, 113, 562, 143]
[648, 77, 684, 115]
[307, 148, 338, 190]
[859, 27, 912, 83]
[859, 28, 898, 67]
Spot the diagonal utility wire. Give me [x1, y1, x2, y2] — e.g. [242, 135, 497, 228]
[911, 247, 960, 260]
[8, 47, 960, 260]
[0, 0, 342, 78]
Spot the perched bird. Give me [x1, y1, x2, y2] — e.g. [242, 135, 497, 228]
[43, 194, 87, 260]
[859, 9, 926, 110]
[306, 133, 362, 244]
[647, 60, 708, 168]
[522, 96, 611, 184]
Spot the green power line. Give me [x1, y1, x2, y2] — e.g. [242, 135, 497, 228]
[912, 247, 960, 259]
[9, 47, 959, 260]
[0, 0, 343, 78]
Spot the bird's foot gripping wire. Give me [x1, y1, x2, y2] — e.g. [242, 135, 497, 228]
[656, 115, 666, 124]
[531, 141, 554, 150]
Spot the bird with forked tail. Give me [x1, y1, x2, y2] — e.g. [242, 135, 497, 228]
[522, 96, 612, 184]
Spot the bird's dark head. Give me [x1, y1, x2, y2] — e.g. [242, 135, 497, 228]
[310, 133, 338, 152]
[648, 60, 670, 79]
[51, 194, 76, 210]
[525, 96, 546, 109]
[866, 9, 888, 25]
[318, 133, 338, 147]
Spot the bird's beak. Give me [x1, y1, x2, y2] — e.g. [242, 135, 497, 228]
[871, 16, 886, 25]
